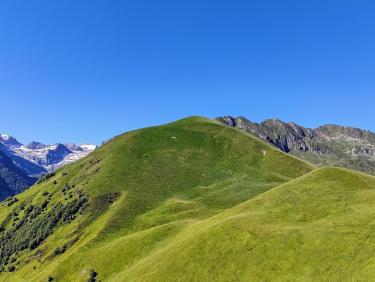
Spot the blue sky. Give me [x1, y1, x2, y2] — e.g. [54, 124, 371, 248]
[0, 1, 374, 145]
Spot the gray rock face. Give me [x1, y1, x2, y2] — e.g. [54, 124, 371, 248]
[44, 144, 72, 166]
[26, 142, 47, 150]
[217, 116, 375, 174]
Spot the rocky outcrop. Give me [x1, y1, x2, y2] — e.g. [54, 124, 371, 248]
[217, 116, 375, 174]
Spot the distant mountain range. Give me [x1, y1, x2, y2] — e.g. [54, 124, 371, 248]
[0, 149, 36, 200]
[0, 134, 96, 177]
[0, 134, 95, 200]
[217, 116, 375, 174]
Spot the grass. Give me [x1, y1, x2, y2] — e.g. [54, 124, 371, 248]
[110, 167, 375, 281]
[0, 116, 330, 281]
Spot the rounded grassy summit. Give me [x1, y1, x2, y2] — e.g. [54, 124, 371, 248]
[0, 117, 373, 281]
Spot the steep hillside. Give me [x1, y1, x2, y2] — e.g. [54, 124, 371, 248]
[0, 117, 313, 281]
[118, 167, 375, 281]
[0, 150, 36, 200]
[217, 116, 375, 174]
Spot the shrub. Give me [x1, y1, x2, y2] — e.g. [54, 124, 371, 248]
[87, 269, 98, 282]
[7, 197, 18, 207]
[0, 195, 88, 265]
[36, 172, 56, 184]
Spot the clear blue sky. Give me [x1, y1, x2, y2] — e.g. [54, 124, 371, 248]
[1, 1, 374, 145]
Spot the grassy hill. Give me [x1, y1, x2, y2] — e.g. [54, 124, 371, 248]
[116, 167, 375, 281]
[0, 116, 315, 281]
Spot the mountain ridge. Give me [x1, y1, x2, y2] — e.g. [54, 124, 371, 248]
[0, 134, 96, 176]
[217, 116, 375, 174]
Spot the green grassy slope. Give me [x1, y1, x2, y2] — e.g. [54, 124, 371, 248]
[116, 167, 375, 281]
[0, 116, 314, 281]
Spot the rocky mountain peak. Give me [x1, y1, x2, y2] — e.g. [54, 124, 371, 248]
[0, 134, 22, 149]
[0, 133, 96, 176]
[216, 116, 375, 174]
[316, 124, 375, 142]
[25, 141, 47, 150]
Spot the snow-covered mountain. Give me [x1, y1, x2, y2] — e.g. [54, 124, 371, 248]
[0, 134, 96, 176]
[0, 148, 36, 200]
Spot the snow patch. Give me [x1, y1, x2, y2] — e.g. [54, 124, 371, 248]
[0, 134, 10, 140]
